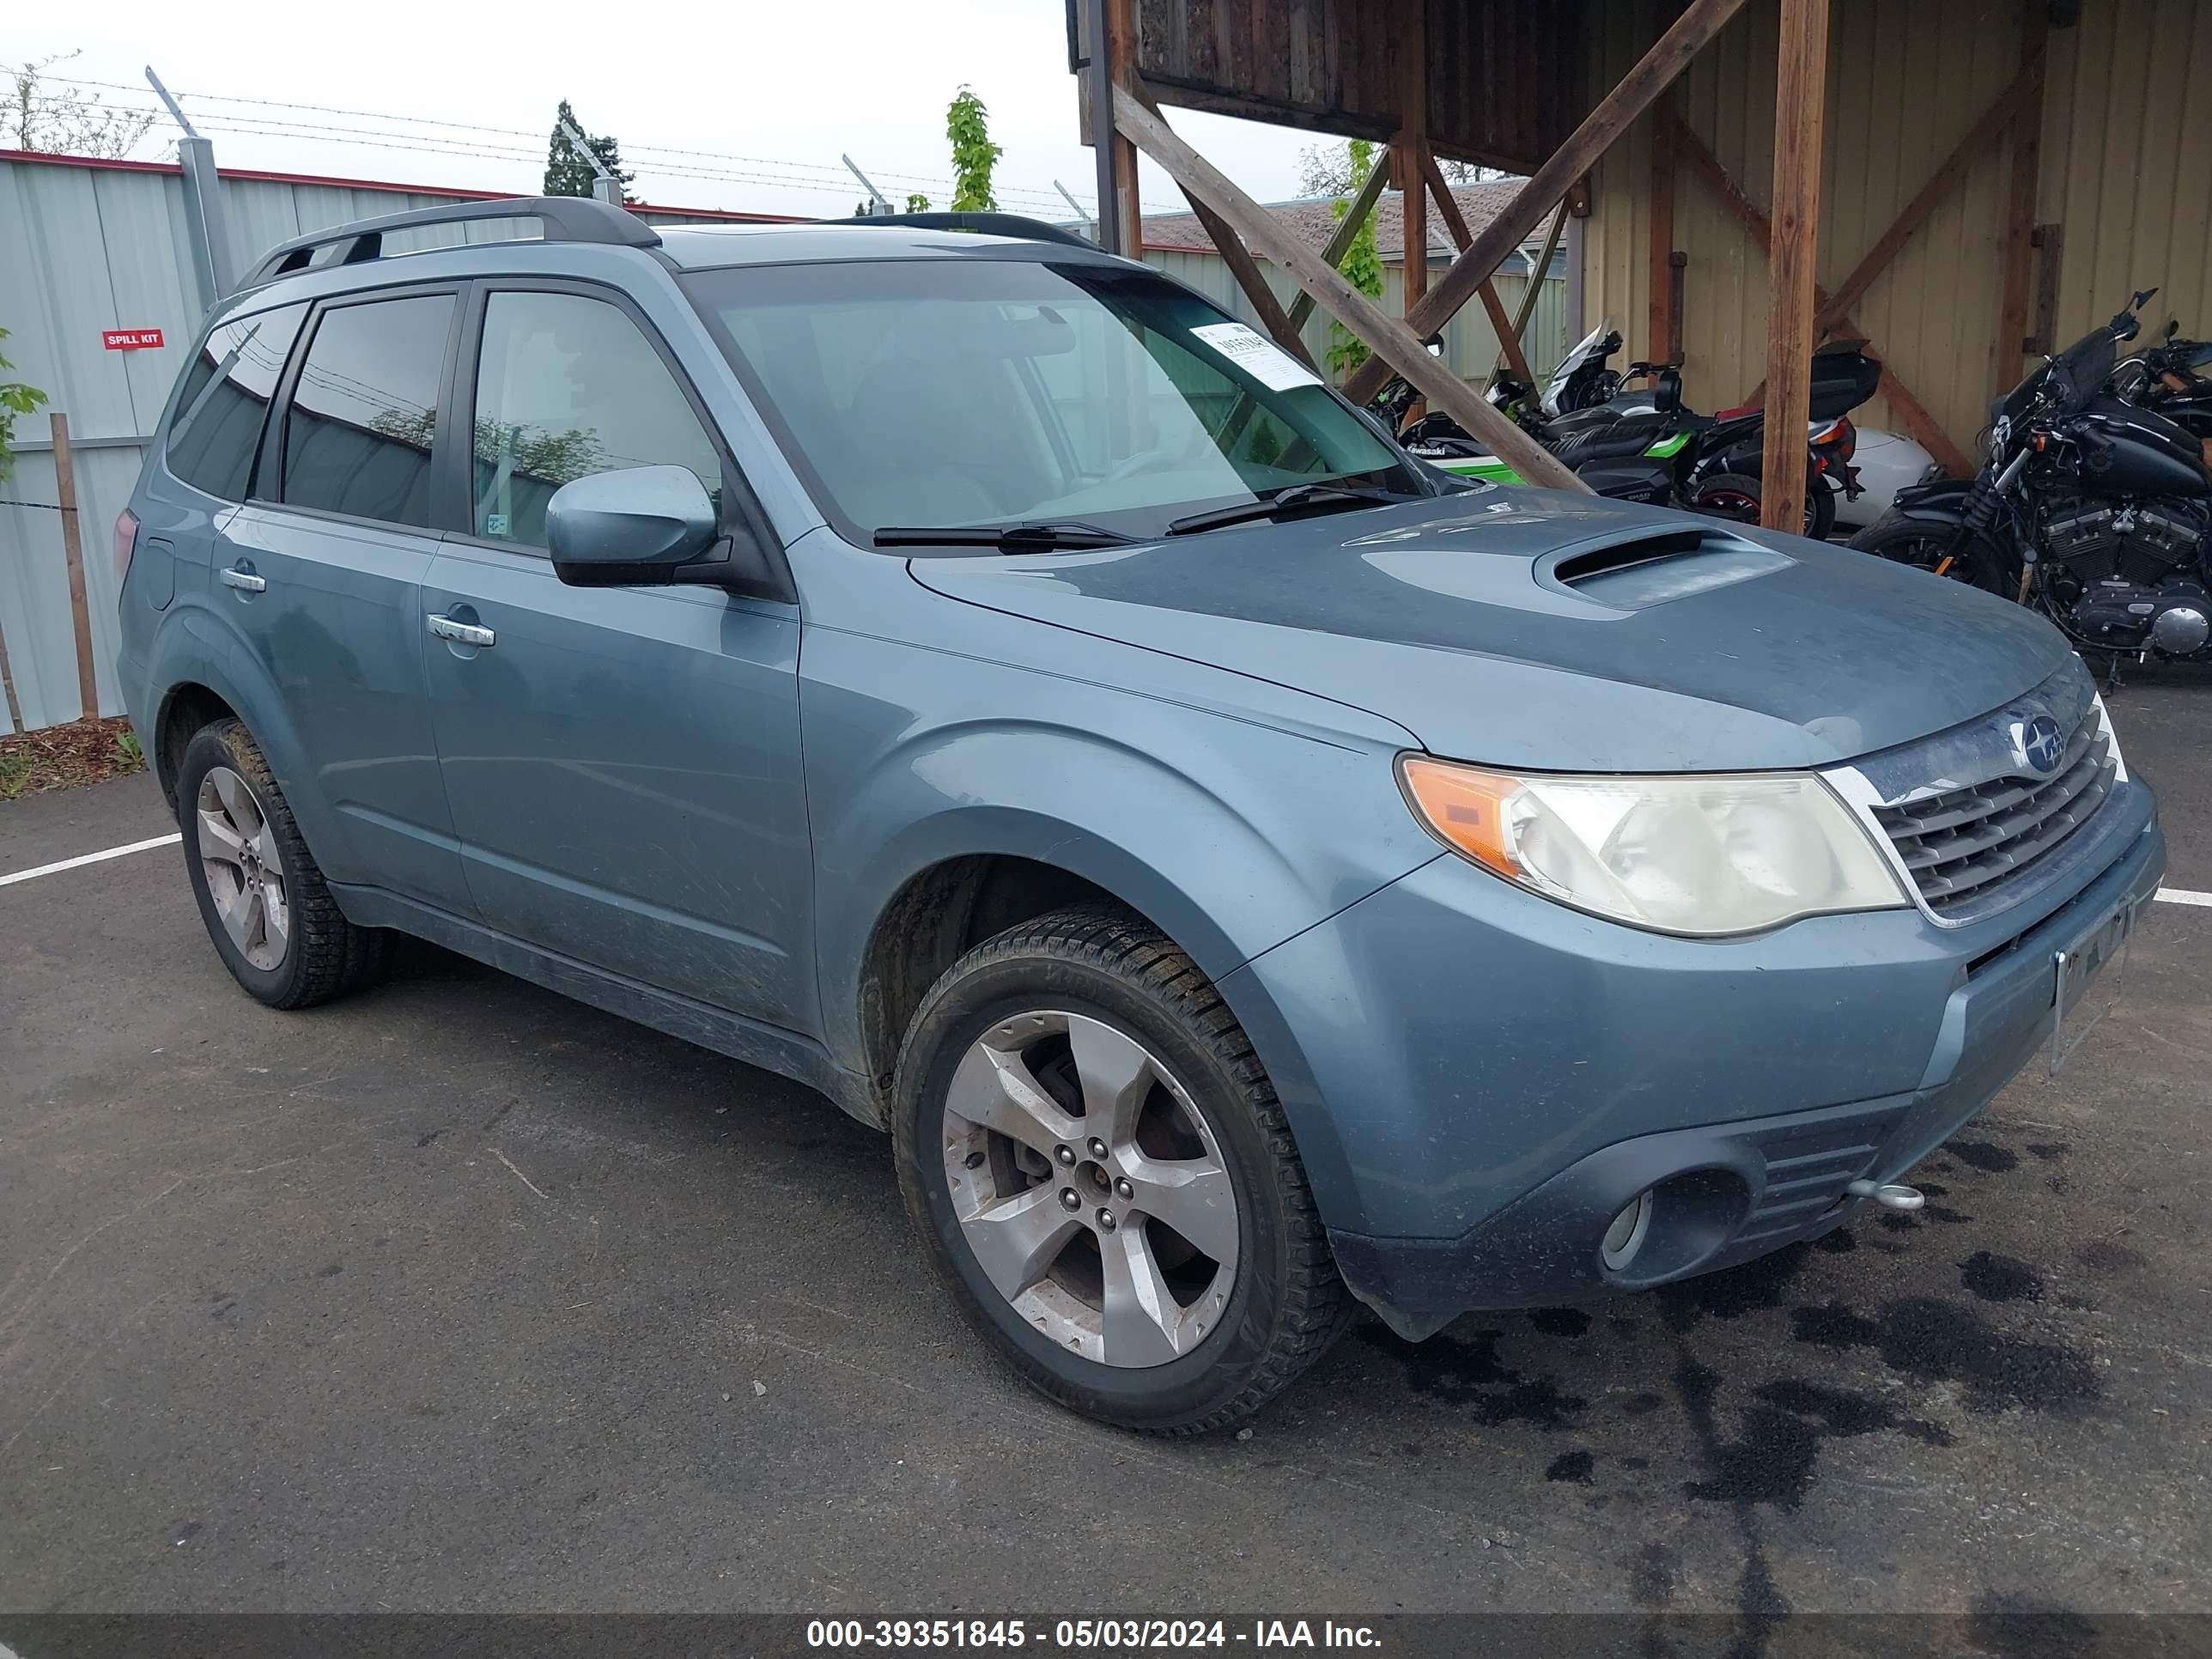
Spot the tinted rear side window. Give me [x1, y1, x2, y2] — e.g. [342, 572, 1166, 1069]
[281, 295, 454, 527]
[165, 304, 307, 501]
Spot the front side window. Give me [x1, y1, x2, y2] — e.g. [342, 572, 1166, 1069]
[469, 291, 722, 547]
[280, 294, 454, 527]
[166, 303, 307, 501]
[680, 258, 1418, 544]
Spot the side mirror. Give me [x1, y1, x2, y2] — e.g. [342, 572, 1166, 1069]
[548, 465, 757, 591]
[2167, 319, 2181, 339]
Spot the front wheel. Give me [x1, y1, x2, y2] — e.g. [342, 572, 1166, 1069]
[1847, 513, 2008, 592]
[893, 907, 1350, 1434]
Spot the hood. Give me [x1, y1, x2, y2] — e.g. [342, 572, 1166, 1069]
[908, 490, 2072, 772]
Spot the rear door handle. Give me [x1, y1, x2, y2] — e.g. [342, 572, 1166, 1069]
[427, 612, 495, 647]
[219, 565, 266, 592]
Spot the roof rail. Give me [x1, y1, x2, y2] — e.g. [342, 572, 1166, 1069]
[815, 210, 1098, 251]
[241, 196, 660, 289]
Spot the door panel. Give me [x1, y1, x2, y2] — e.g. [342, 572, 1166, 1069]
[219, 507, 467, 909]
[421, 542, 812, 1031]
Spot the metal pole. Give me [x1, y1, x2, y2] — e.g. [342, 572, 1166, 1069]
[843, 155, 892, 215]
[1085, 0, 1120, 254]
[556, 112, 623, 204]
[1053, 179, 1097, 240]
[148, 66, 236, 305]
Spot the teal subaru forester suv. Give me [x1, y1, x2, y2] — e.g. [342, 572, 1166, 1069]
[114, 198, 2164, 1432]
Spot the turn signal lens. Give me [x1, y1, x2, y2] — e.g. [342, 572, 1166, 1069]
[1398, 756, 1911, 937]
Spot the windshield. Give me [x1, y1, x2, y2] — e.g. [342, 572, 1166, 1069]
[2002, 322, 2123, 427]
[680, 258, 1420, 544]
[1542, 319, 1616, 415]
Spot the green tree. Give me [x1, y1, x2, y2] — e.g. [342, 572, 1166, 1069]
[9, 52, 155, 158]
[945, 87, 1002, 212]
[544, 100, 635, 201]
[0, 326, 49, 485]
[1326, 139, 1384, 379]
[905, 192, 933, 214]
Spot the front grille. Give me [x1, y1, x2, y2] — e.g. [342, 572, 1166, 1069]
[1873, 717, 2117, 915]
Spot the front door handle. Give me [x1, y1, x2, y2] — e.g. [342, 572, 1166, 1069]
[427, 613, 495, 647]
[219, 565, 266, 592]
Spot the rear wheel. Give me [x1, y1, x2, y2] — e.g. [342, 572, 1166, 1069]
[893, 907, 1350, 1434]
[1847, 513, 2008, 592]
[177, 720, 388, 1009]
[1688, 469, 1834, 538]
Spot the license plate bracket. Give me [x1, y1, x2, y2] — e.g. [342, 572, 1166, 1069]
[2050, 897, 2137, 1075]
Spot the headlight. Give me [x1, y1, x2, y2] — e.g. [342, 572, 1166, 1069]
[1398, 757, 1911, 936]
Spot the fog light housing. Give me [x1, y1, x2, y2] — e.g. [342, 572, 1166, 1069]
[1600, 1190, 1654, 1271]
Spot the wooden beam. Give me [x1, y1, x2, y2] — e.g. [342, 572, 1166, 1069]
[1401, 139, 1428, 309]
[1180, 191, 1316, 368]
[1415, 149, 1534, 385]
[1818, 45, 2047, 338]
[1505, 198, 1571, 366]
[1994, 6, 2051, 393]
[1342, 0, 1751, 405]
[1759, 0, 1831, 533]
[1284, 156, 1393, 334]
[1112, 84, 1589, 494]
[1649, 89, 1678, 366]
[1674, 117, 1972, 479]
[1104, 0, 1141, 258]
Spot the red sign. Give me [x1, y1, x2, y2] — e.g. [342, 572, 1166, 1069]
[102, 328, 165, 351]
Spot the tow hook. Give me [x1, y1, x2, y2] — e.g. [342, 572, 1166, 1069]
[1846, 1180, 1926, 1212]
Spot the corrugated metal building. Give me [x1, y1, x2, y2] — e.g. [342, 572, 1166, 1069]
[1137, 182, 1571, 382]
[1577, 0, 2212, 472]
[0, 149, 790, 732]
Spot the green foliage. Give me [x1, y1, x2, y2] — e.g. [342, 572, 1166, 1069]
[0, 750, 28, 800]
[0, 325, 50, 485]
[113, 730, 144, 772]
[1326, 140, 1384, 379]
[9, 51, 156, 158]
[945, 87, 1002, 213]
[905, 192, 933, 215]
[544, 99, 635, 201]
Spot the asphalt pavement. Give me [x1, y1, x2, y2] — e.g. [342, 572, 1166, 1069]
[2, 670, 2207, 1621]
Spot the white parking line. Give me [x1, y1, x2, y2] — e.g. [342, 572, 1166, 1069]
[0, 833, 182, 888]
[3, 829, 2211, 910]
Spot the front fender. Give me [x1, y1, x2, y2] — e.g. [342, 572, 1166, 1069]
[1890, 477, 1974, 517]
[143, 596, 343, 865]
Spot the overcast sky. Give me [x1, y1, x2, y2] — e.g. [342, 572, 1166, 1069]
[12, 0, 1323, 221]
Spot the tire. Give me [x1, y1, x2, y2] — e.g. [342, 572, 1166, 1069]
[1806, 470, 1838, 541]
[1692, 470, 1838, 539]
[1688, 470, 1765, 526]
[893, 906, 1350, 1434]
[1847, 512, 2008, 592]
[176, 719, 389, 1009]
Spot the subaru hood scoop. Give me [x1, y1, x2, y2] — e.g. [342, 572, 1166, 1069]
[908, 491, 2071, 772]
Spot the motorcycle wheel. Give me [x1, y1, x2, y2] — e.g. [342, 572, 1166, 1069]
[1845, 514, 2008, 593]
[1688, 471, 1835, 540]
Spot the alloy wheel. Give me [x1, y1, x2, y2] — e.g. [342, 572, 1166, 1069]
[195, 764, 289, 970]
[939, 1010, 1240, 1368]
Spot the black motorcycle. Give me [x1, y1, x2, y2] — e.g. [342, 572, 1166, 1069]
[1850, 289, 2212, 668]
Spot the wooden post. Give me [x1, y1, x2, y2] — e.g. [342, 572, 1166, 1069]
[50, 412, 101, 722]
[1994, 7, 2050, 394]
[0, 611, 23, 734]
[1104, 0, 1142, 258]
[1342, 0, 1750, 405]
[1113, 84, 1588, 494]
[1649, 91, 1678, 366]
[1759, 0, 1831, 533]
[1397, 0, 1429, 313]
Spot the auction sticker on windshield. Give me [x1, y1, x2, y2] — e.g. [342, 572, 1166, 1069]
[1189, 321, 1322, 392]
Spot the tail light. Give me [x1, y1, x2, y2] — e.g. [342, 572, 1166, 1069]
[113, 507, 140, 585]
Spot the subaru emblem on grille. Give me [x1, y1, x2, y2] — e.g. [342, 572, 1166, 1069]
[2015, 714, 2065, 776]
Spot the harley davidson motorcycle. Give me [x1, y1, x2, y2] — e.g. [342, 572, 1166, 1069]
[1850, 289, 2212, 668]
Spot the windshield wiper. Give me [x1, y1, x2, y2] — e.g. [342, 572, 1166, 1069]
[873, 520, 1137, 551]
[1165, 483, 1418, 537]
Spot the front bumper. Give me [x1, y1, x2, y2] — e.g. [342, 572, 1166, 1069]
[1219, 781, 2165, 1340]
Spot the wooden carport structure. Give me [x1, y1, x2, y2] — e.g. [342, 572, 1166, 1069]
[1070, 0, 2080, 532]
